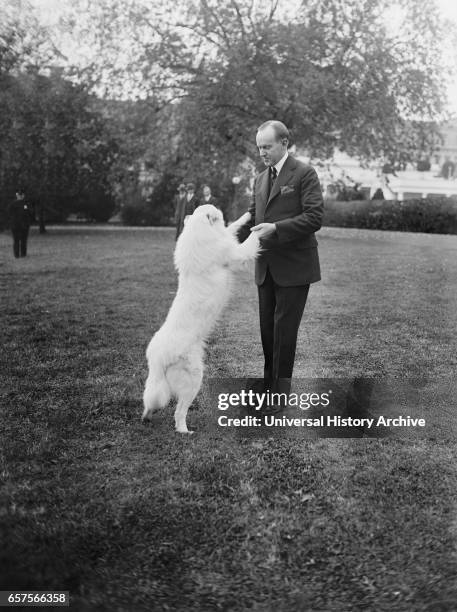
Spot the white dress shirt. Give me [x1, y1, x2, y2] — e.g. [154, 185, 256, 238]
[273, 151, 289, 177]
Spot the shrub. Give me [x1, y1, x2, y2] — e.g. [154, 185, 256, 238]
[119, 186, 149, 226]
[75, 187, 116, 222]
[145, 172, 176, 226]
[323, 197, 457, 234]
[120, 174, 178, 226]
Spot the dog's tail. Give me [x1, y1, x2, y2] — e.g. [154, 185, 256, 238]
[142, 355, 171, 420]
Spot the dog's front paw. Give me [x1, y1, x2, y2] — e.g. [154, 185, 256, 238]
[228, 212, 251, 234]
[235, 212, 251, 225]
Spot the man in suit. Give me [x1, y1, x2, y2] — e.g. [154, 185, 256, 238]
[185, 183, 200, 212]
[239, 120, 324, 403]
[174, 183, 188, 239]
[9, 189, 33, 258]
[175, 182, 201, 239]
[202, 184, 226, 221]
[201, 184, 218, 207]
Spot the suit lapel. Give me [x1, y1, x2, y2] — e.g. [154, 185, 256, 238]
[266, 155, 296, 207]
[257, 169, 270, 220]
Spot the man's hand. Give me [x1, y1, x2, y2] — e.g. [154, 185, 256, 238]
[250, 223, 277, 239]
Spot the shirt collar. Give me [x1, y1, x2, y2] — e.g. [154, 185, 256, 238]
[273, 151, 289, 176]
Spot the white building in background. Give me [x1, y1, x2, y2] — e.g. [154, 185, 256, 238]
[302, 119, 457, 200]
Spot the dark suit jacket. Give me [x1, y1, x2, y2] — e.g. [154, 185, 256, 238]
[9, 200, 33, 231]
[202, 195, 219, 208]
[185, 195, 200, 214]
[175, 194, 200, 237]
[240, 155, 324, 286]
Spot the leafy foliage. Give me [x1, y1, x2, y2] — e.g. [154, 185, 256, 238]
[323, 197, 457, 233]
[0, 6, 116, 228]
[0, 68, 116, 227]
[63, 0, 451, 177]
[0, 0, 454, 226]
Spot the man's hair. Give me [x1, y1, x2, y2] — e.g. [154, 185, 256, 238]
[257, 120, 290, 142]
[186, 183, 195, 191]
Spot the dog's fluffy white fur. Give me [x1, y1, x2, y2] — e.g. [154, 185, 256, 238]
[142, 204, 259, 433]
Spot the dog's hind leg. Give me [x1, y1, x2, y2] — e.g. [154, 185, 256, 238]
[142, 370, 171, 421]
[167, 359, 203, 434]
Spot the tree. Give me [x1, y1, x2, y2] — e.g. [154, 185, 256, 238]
[0, 3, 118, 229]
[0, 67, 117, 228]
[61, 0, 452, 175]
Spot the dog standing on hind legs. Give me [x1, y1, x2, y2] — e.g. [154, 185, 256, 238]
[142, 204, 260, 433]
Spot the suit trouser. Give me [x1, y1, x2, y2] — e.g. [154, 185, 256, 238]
[258, 267, 310, 390]
[12, 227, 29, 258]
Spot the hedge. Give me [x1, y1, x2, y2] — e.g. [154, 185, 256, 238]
[322, 197, 457, 234]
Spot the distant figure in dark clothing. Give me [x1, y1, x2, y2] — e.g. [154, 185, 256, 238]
[185, 183, 200, 211]
[441, 157, 455, 180]
[371, 188, 384, 200]
[175, 182, 200, 239]
[201, 185, 218, 207]
[9, 190, 33, 258]
[201, 184, 224, 220]
[417, 156, 431, 172]
[381, 159, 397, 177]
[174, 183, 188, 239]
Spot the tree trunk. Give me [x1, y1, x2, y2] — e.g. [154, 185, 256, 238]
[39, 202, 46, 234]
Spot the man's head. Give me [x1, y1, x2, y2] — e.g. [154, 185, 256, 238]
[256, 120, 290, 167]
[186, 183, 195, 195]
[202, 185, 211, 199]
[15, 189, 25, 200]
[178, 183, 186, 193]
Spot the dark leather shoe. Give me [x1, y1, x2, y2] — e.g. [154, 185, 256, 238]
[261, 404, 283, 416]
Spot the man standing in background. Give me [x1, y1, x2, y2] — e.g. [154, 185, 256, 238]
[185, 183, 199, 212]
[174, 183, 188, 239]
[175, 182, 202, 239]
[202, 184, 225, 220]
[202, 184, 217, 207]
[9, 189, 33, 258]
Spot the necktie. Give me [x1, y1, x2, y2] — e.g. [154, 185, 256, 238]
[269, 166, 277, 196]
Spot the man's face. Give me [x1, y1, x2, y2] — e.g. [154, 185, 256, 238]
[203, 187, 211, 198]
[16, 192, 24, 200]
[256, 126, 288, 167]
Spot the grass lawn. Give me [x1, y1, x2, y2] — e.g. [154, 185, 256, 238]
[1, 225, 457, 611]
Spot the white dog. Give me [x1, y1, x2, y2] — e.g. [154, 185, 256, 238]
[142, 204, 259, 433]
